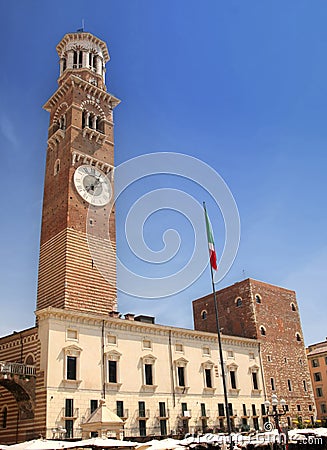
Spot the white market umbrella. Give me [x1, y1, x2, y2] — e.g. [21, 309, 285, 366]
[7, 440, 77, 450]
[136, 439, 183, 450]
[313, 428, 327, 437]
[74, 438, 136, 448]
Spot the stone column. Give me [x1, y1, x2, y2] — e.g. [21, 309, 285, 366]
[67, 51, 74, 69]
[92, 115, 97, 130]
[59, 59, 64, 76]
[96, 56, 102, 75]
[86, 112, 90, 128]
[82, 51, 89, 68]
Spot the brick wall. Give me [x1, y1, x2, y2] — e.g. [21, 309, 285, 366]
[37, 72, 118, 315]
[0, 328, 46, 444]
[193, 279, 316, 423]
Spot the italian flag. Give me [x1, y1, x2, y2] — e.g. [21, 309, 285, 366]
[204, 208, 218, 271]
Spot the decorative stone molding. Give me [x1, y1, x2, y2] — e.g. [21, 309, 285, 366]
[43, 76, 120, 112]
[203, 386, 216, 394]
[105, 350, 121, 361]
[201, 359, 215, 369]
[53, 102, 68, 124]
[36, 306, 261, 348]
[56, 32, 109, 62]
[81, 99, 105, 118]
[175, 386, 189, 394]
[105, 382, 122, 391]
[63, 344, 82, 356]
[71, 151, 114, 174]
[48, 129, 65, 149]
[174, 357, 188, 367]
[141, 384, 158, 393]
[82, 126, 105, 143]
[142, 354, 156, 365]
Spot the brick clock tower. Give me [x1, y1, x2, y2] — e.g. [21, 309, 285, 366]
[193, 279, 316, 424]
[37, 32, 120, 316]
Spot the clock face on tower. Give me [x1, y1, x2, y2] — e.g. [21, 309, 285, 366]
[73, 165, 111, 206]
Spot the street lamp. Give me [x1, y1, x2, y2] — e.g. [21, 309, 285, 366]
[264, 394, 287, 448]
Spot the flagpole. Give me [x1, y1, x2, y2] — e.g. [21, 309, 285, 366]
[203, 202, 233, 450]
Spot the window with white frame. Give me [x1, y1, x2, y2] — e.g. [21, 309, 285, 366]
[249, 365, 260, 391]
[63, 345, 82, 382]
[202, 360, 215, 390]
[66, 329, 78, 341]
[175, 343, 184, 353]
[174, 357, 189, 392]
[227, 363, 239, 391]
[107, 334, 117, 345]
[141, 355, 157, 390]
[54, 159, 60, 176]
[105, 350, 122, 388]
[201, 310, 207, 320]
[142, 339, 152, 350]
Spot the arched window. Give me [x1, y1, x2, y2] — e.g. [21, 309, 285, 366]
[236, 297, 242, 307]
[201, 310, 207, 320]
[260, 326, 266, 336]
[25, 354, 35, 365]
[82, 110, 87, 128]
[296, 333, 301, 342]
[97, 118, 104, 133]
[2, 407, 7, 429]
[255, 295, 261, 304]
[291, 303, 296, 311]
[73, 50, 82, 68]
[54, 159, 60, 176]
[57, 114, 66, 131]
[93, 55, 97, 71]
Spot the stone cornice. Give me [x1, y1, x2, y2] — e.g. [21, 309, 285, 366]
[36, 307, 259, 349]
[71, 150, 114, 173]
[43, 75, 120, 112]
[56, 32, 110, 62]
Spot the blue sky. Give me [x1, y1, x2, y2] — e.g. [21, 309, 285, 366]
[1, 1, 326, 345]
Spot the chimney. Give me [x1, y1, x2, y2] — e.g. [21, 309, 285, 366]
[108, 311, 120, 318]
[124, 313, 135, 321]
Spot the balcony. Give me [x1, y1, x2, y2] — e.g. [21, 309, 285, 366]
[82, 126, 105, 143]
[0, 361, 36, 379]
[61, 407, 79, 419]
[180, 410, 192, 419]
[199, 409, 210, 419]
[240, 409, 251, 418]
[136, 409, 150, 420]
[48, 128, 65, 149]
[116, 409, 129, 420]
[156, 409, 170, 419]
